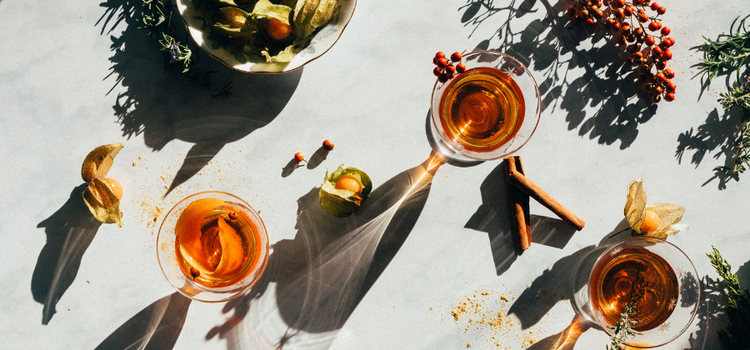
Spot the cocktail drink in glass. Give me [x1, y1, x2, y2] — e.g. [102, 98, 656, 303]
[430, 50, 542, 162]
[157, 191, 269, 302]
[587, 237, 699, 348]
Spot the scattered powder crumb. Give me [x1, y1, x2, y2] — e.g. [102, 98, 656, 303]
[132, 161, 137, 166]
[443, 288, 551, 349]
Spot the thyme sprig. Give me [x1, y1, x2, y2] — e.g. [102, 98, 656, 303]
[607, 269, 644, 350]
[707, 246, 750, 350]
[698, 15, 750, 176]
[139, 0, 231, 97]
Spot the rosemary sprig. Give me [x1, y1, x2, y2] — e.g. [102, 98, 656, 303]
[698, 15, 750, 176]
[138, 0, 231, 97]
[606, 270, 644, 350]
[707, 246, 750, 350]
[699, 15, 750, 90]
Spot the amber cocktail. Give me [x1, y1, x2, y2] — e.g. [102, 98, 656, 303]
[587, 237, 699, 348]
[157, 192, 269, 302]
[430, 50, 541, 162]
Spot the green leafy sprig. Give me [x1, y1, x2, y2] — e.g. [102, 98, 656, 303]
[606, 270, 645, 350]
[139, 0, 231, 97]
[707, 246, 750, 350]
[699, 15, 750, 90]
[698, 15, 750, 176]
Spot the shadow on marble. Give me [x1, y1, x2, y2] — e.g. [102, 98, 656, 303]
[32, 184, 102, 325]
[505, 220, 628, 331]
[676, 107, 745, 190]
[97, 0, 301, 196]
[460, 0, 658, 150]
[464, 162, 578, 276]
[205, 159, 436, 348]
[95, 292, 191, 350]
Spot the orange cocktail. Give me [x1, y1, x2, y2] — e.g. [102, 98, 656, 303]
[157, 192, 268, 302]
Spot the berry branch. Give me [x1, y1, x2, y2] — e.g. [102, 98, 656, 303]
[432, 51, 467, 82]
[568, 0, 676, 103]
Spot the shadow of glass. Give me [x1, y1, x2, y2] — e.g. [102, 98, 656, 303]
[95, 292, 191, 350]
[32, 184, 102, 325]
[506, 221, 630, 330]
[464, 162, 579, 276]
[676, 107, 746, 190]
[98, 0, 301, 196]
[461, 0, 659, 149]
[205, 160, 435, 348]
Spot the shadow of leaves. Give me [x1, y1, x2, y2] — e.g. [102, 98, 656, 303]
[98, 0, 301, 195]
[460, 0, 659, 149]
[676, 107, 745, 190]
[32, 184, 102, 325]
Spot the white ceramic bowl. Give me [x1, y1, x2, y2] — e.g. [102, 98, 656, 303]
[176, 0, 356, 73]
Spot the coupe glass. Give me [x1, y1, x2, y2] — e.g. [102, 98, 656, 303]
[575, 237, 700, 348]
[156, 191, 269, 302]
[429, 50, 542, 162]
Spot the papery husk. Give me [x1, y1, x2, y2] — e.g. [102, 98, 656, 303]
[319, 165, 372, 217]
[81, 143, 123, 183]
[293, 0, 339, 39]
[624, 178, 687, 239]
[83, 177, 124, 227]
[624, 178, 647, 232]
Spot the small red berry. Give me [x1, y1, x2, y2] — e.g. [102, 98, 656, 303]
[665, 81, 676, 92]
[323, 139, 334, 151]
[437, 57, 448, 68]
[294, 152, 305, 163]
[654, 86, 664, 95]
[650, 2, 659, 11]
[586, 18, 595, 25]
[438, 73, 449, 83]
[652, 46, 663, 56]
[433, 67, 441, 77]
[623, 6, 633, 16]
[657, 6, 666, 15]
[656, 60, 667, 70]
[664, 92, 675, 101]
[446, 72, 455, 79]
[645, 36, 656, 46]
[661, 26, 671, 35]
[445, 64, 456, 74]
[655, 72, 666, 82]
[435, 51, 445, 59]
[662, 49, 672, 60]
[456, 63, 466, 73]
[663, 68, 675, 79]
[450, 52, 462, 62]
[648, 21, 662, 31]
[615, 0, 626, 7]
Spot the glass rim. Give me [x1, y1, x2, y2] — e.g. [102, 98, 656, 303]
[588, 236, 700, 348]
[429, 49, 542, 161]
[156, 191, 270, 303]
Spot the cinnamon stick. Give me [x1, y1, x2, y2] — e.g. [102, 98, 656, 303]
[507, 170, 586, 231]
[504, 156, 531, 251]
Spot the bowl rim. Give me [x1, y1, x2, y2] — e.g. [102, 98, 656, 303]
[176, 0, 358, 74]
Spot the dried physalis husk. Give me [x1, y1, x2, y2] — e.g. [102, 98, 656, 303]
[319, 165, 372, 217]
[81, 143, 123, 183]
[624, 178, 687, 239]
[81, 143, 124, 227]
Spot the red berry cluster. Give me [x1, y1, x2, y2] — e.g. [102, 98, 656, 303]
[432, 51, 467, 83]
[567, 0, 676, 103]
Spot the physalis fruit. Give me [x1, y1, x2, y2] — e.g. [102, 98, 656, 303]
[624, 178, 687, 239]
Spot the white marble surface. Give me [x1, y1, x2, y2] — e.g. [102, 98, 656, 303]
[1, 0, 749, 349]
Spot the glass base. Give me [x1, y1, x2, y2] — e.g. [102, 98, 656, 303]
[571, 246, 609, 324]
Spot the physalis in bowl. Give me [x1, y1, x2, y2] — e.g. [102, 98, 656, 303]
[624, 178, 687, 239]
